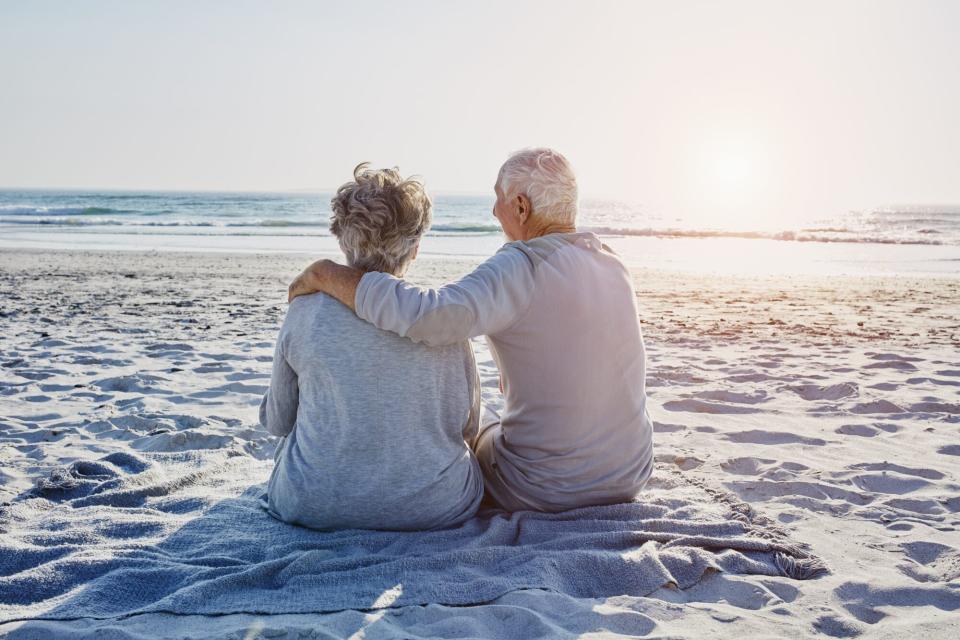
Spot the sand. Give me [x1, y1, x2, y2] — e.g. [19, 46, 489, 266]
[1, 247, 958, 639]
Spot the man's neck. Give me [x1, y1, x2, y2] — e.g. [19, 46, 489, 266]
[522, 221, 577, 241]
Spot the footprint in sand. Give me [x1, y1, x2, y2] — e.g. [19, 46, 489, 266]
[726, 372, 790, 383]
[224, 371, 270, 381]
[907, 376, 960, 387]
[12, 370, 59, 381]
[848, 462, 945, 480]
[662, 399, 763, 414]
[850, 473, 931, 495]
[66, 344, 123, 354]
[144, 342, 195, 358]
[909, 401, 960, 414]
[812, 614, 864, 638]
[898, 542, 960, 583]
[726, 479, 872, 508]
[836, 424, 881, 437]
[68, 354, 131, 367]
[653, 453, 705, 470]
[83, 413, 208, 440]
[652, 421, 686, 433]
[93, 373, 171, 394]
[786, 382, 858, 402]
[833, 581, 960, 626]
[868, 352, 924, 363]
[864, 360, 919, 372]
[882, 497, 946, 516]
[193, 362, 232, 373]
[85, 414, 166, 436]
[722, 430, 827, 446]
[681, 573, 783, 610]
[719, 457, 777, 475]
[849, 400, 905, 415]
[692, 390, 770, 405]
[30, 338, 71, 348]
[37, 383, 80, 392]
[197, 352, 251, 362]
[648, 369, 708, 386]
[188, 381, 268, 399]
[133, 429, 236, 452]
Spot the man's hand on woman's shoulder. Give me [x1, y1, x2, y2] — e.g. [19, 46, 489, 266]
[288, 259, 332, 303]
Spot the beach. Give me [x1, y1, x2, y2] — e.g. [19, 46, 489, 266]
[1, 246, 958, 638]
[5, 0, 960, 634]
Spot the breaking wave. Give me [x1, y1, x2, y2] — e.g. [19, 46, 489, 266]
[0, 216, 946, 245]
[578, 226, 945, 246]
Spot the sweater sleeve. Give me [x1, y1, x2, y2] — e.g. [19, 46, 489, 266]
[354, 246, 535, 346]
[259, 329, 299, 437]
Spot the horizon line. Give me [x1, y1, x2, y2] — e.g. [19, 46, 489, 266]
[0, 185, 491, 196]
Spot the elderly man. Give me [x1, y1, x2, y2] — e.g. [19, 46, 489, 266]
[289, 148, 653, 513]
[261, 163, 483, 530]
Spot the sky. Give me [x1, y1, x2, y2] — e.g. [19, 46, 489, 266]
[1, 0, 958, 226]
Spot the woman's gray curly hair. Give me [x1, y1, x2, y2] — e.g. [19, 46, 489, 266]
[330, 163, 432, 275]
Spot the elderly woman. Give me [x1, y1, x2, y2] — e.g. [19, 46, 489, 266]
[260, 164, 483, 530]
[288, 149, 653, 513]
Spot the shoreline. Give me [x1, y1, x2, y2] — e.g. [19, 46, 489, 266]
[2, 234, 960, 278]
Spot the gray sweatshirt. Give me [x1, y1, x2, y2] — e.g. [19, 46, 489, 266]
[259, 292, 483, 531]
[357, 231, 653, 512]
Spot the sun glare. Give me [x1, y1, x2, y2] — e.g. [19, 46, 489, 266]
[689, 133, 774, 231]
[706, 144, 753, 191]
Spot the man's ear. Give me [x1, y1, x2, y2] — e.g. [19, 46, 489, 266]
[516, 193, 532, 224]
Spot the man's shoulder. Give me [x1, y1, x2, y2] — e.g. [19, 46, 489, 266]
[497, 232, 588, 270]
[491, 240, 549, 272]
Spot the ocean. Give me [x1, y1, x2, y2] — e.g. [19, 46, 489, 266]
[2, 190, 959, 275]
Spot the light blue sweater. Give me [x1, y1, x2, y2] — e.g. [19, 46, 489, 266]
[259, 292, 483, 531]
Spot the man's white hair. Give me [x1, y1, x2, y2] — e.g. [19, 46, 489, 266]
[497, 148, 579, 224]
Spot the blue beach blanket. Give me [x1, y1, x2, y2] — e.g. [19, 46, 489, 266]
[0, 448, 825, 624]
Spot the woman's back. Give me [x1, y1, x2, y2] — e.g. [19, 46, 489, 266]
[264, 292, 483, 531]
